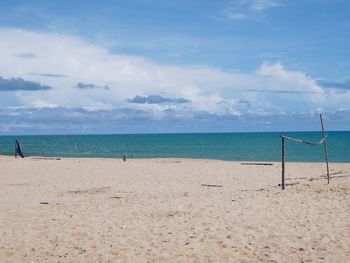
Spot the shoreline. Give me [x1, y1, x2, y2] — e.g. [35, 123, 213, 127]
[1, 154, 350, 165]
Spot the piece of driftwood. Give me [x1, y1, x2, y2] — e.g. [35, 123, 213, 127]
[157, 161, 182, 163]
[241, 163, 273, 166]
[40, 202, 49, 205]
[32, 157, 61, 160]
[278, 182, 299, 187]
[201, 184, 223, 187]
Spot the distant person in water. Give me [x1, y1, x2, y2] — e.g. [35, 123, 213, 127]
[123, 153, 127, 162]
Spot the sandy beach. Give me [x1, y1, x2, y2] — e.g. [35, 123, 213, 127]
[0, 156, 349, 262]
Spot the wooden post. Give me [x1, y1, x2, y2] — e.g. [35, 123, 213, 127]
[14, 140, 17, 158]
[42, 137, 45, 158]
[281, 136, 285, 190]
[320, 114, 330, 184]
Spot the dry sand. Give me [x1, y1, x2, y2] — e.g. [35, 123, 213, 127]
[0, 156, 349, 262]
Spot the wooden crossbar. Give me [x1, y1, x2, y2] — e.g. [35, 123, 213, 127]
[281, 134, 327, 145]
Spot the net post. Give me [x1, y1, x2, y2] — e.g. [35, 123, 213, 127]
[281, 136, 285, 190]
[14, 140, 17, 158]
[42, 136, 45, 158]
[320, 114, 330, 184]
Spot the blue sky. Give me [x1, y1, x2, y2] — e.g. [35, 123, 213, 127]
[0, 0, 349, 134]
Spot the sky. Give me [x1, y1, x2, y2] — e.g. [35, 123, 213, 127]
[0, 0, 349, 134]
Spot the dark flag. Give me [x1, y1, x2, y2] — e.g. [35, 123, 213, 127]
[15, 139, 25, 158]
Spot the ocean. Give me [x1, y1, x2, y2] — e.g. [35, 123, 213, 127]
[0, 131, 349, 162]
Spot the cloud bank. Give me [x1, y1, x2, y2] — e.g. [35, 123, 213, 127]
[1, 106, 348, 135]
[0, 28, 349, 133]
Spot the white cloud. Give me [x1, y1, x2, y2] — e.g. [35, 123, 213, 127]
[30, 99, 58, 109]
[251, 0, 280, 11]
[227, 13, 247, 20]
[256, 61, 325, 99]
[0, 27, 344, 119]
[223, 0, 280, 21]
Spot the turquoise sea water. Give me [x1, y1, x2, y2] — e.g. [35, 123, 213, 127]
[0, 132, 349, 162]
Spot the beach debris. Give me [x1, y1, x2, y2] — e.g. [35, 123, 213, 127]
[157, 160, 181, 163]
[241, 163, 273, 166]
[167, 211, 184, 217]
[201, 184, 223, 187]
[40, 202, 49, 205]
[67, 186, 111, 195]
[182, 192, 189, 196]
[108, 196, 122, 199]
[14, 139, 25, 158]
[278, 182, 299, 187]
[32, 157, 61, 160]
